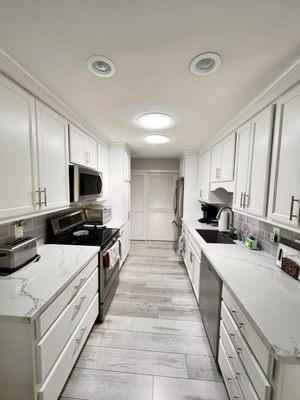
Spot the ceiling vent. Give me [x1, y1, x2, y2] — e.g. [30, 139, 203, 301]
[86, 55, 116, 78]
[189, 52, 221, 76]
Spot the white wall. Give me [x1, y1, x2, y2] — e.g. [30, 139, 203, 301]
[131, 158, 179, 171]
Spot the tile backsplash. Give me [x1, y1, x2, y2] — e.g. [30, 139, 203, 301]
[233, 212, 299, 257]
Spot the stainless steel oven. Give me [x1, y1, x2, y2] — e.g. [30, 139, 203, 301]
[69, 164, 103, 202]
[99, 234, 121, 320]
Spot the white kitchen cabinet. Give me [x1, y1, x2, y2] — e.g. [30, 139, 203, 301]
[69, 124, 98, 169]
[246, 106, 274, 216]
[210, 133, 236, 183]
[123, 151, 131, 182]
[269, 84, 300, 227]
[97, 143, 109, 198]
[197, 150, 211, 201]
[35, 102, 69, 211]
[0, 73, 38, 219]
[234, 107, 274, 216]
[233, 121, 252, 211]
[183, 233, 201, 302]
[123, 181, 131, 222]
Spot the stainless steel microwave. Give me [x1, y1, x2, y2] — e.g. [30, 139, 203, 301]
[69, 165, 103, 202]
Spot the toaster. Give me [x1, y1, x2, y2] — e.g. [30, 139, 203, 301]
[0, 237, 37, 272]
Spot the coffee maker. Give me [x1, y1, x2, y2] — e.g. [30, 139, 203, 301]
[199, 203, 218, 224]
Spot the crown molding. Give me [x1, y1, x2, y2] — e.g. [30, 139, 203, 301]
[182, 150, 199, 157]
[0, 46, 108, 145]
[108, 142, 131, 154]
[200, 56, 300, 153]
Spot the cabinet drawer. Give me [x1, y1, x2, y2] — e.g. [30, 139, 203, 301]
[37, 269, 98, 382]
[222, 286, 270, 375]
[220, 321, 259, 400]
[36, 255, 98, 339]
[38, 294, 98, 400]
[221, 302, 271, 400]
[218, 340, 244, 400]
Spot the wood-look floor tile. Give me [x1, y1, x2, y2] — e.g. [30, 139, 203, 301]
[77, 346, 188, 378]
[145, 280, 191, 289]
[158, 306, 201, 322]
[131, 317, 206, 337]
[108, 302, 158, 318]
[100, 330, 212, 356]
[186, 354, 223, 381]
[62, 368, 153, 400]
[153, 376, 228, 400]
[95, 315, 133, 331]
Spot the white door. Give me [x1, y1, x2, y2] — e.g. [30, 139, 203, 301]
[270, 85, 300, 226]
[69, 125, 86, 166]
[130, 173, 147, 240]
[233, 122, 251, 211]
[147, 173, 177, 241]
[85, 136, 98, 169]
[36, 102, 69, 211]
[0, 74, 38, 219]
[246, 106, 274, 217]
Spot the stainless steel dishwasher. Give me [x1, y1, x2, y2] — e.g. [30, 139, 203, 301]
[199, 252, 222, 360]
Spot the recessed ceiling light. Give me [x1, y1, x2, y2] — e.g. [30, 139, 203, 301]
[86, 55, 116, 78]
[189, 52, 221, 76]
[144, 134, 171, 144]
[136, 113, 175, 130]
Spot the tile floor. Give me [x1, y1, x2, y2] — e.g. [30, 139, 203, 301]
[60, 240, 228, 400]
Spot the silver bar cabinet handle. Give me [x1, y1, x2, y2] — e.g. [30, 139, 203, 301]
[289, 196, 299, 221]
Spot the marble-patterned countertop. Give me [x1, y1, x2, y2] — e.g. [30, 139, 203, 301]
[0, 244, 100, 323]
[182, 218, 300, 364]
[106, 219, 126, 229]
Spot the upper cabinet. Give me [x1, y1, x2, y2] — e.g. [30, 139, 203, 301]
[36, 102, 69, 211]
[123, 151, 131, 182]
[0, 74, 38, 219]
[210, 132, 236, 183]
[69, 124, 97, 169]
[233, 106, 274, 216]
[268, 84, 300, 227]
[197, 150, 211, 202]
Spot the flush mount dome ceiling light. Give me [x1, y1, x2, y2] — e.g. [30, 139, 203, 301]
[136, 113, 175, 130]
[86, 55, 116, 77]
[189, 52, 221, 76]
[144, 134, 171, 144]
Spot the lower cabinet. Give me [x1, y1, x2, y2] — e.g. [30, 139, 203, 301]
[120, 221, 130, 266]
[183, 232, 201, 301]
[0, 255, 99, 400]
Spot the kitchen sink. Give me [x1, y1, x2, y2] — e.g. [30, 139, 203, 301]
[196, 229, 236, 244]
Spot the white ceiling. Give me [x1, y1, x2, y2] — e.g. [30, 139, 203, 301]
[0, 0, 300, 158]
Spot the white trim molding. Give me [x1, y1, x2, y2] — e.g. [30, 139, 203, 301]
[200, 56, 300, 153]
[0, 46, 108, 146]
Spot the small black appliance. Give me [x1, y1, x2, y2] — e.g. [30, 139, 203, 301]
[199, 203, 218, 224]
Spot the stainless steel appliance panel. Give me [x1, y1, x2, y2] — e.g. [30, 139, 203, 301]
[199, 252, 222, 360]
[173, 177, 184, 249]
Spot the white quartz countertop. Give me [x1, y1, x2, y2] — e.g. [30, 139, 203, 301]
[182, 218, 300, 363]
[106, 219, 126, 229]
[0, 244, 100, 323]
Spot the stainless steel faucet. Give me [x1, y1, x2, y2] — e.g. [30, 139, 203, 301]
[216, 206, 236, 235]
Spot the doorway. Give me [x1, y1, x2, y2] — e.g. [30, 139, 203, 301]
[130, 171, 177, 241]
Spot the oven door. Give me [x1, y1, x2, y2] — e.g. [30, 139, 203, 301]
[69, 165, 103, 202]
[99, 235, 120, 302]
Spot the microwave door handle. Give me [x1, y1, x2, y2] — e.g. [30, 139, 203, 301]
[96, 175, 102, 194]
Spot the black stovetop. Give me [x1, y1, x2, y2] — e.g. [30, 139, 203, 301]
[48, 223, 119, 248]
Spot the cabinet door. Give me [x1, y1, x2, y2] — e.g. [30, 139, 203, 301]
[246, 106, 274, 217]
[123, 152, 131, 182]
[0, 74, 38, 219]
[125, 220, 130, 257]
[220, 133, 236, 181]
[36, 102, 69, 211]
[85, 136, 98, 169]
[233, 122, 251, 211]
[270, 85, 300, 226]
[192, 250, 201, 302]
[210, 143, 222, 182]
[123, 182, 131, 222]
[69, 125, 86, 166]
[198, 150, 211, 201]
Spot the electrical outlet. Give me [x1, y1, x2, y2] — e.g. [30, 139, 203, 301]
[270, 227, 280, 243]
[14, 223, 24, 238]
